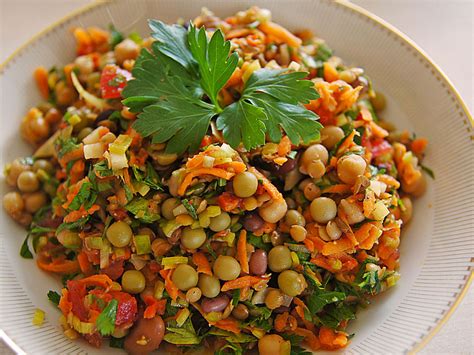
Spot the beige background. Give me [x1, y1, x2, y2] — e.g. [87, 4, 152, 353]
[0, 0, 472, 354]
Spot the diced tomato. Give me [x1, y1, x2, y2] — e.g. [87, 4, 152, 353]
[110, 291, 138, 326]
[100, 260, 124, 280]
[217, 192, 242, 212]
[370, 139, 393, 158]
[66, 280, 89, 321]
[100, 64, 132, 99]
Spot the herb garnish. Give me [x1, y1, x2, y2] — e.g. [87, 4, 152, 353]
[123, 21, 322, 154]
[96, 299, 118, 336]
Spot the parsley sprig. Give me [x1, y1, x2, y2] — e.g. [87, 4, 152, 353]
[123, 20, 322, 154]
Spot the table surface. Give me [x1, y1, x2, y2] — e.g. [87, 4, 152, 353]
[1, 0, 472, 354]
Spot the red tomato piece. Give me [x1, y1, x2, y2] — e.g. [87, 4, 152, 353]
[110, 291, 138, 326]
[100, 64, 132, 99]
[371, 139, 392, 158]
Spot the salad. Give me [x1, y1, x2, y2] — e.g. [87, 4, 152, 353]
[2, 6, 431, 354]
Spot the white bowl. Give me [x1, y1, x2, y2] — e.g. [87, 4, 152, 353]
[1, 0, 473, 354]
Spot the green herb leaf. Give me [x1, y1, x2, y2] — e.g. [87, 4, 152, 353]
[306, 290, 346, 314]
[148, 20, 197, 72]
[96, 299, 118, 336]
[164, 318, 201, 345]
[134, 97, 215, 154]
[244, 69, 318, 105]
[249, 95, 322, 145]
[182, 199, 198, 219]
[247, 233, 272, 252]
[20, 234, 33, 259]
[420, 164, 435, 179]
[109, 337, 125, 349]
[217, 100, 266, 149]
[67, 181, 97, 211]
[188, 24, 238, 109]
[109, 24, 124, 49]
[47, 290, 61, 306]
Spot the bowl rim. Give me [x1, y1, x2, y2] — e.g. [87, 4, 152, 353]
[0, 0, 472, 354]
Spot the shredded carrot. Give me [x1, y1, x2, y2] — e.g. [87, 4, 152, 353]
[63, 204, 100, 223]
[159, 269, 179, 301]
[258, 21, 302, 47]
[321, 236, 354, 256]
[277, 135, 292, 156]
[370, 121, 389, 138]
[236, 230, 249, 274]
[226, 28, 252, 39]
[186, 154, 205, 169]
[59, 144, 84, 167]
[73, 27, 93, 55]
[37, 258, 80, 274]
[217, 161, 247, 174]
[178, 168, 234, 195]
[411, 137, 428, 155]
[192, 252, 212, 276]
[274, 312, 289, 332]
[319, 326, 348, 350]
[217, 192, 242, 212]
[143, 296, 166, 319]
[77, 251, 93, 275]
[213, 318, 241, 334]
[336, 130, 357, 156]
[33, 67, 49, 99]
[323, 62, 339, 82]
[225, 67, 243, 88]
[294, 327, 321, 351]
[221, 275, 268, 292]
[248, 166, 283, 200]
[70, 160, 85, 184]
[77, 274, 114, 289]
[58, 289, 72, 315]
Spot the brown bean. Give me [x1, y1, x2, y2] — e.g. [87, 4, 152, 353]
[242, 213, 264, 232]
[124, 316, 165, 355]
[249, 249, 268, 276]
[201, 295, 229, 313]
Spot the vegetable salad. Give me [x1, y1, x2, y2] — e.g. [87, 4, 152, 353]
[2, 7, 431, 354]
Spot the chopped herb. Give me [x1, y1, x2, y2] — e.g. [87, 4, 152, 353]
[247, 233, 272, 252]
[182, 198, 198, 219]
[232, 289, 241, 306]
[420, 164, 435, 179]
[109, 24, 124, 49]
[96, 299, 118, 336]
[314, 42, 333, 61]
[126, 197, 161, 223]
[20, 234, 33, 259]
[47, 290, 61, 306]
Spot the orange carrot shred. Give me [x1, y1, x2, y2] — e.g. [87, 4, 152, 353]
[192, 252, 212, 276]
[33, 67, 50, 99]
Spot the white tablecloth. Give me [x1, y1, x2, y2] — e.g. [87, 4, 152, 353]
[0, 0, 472, 354]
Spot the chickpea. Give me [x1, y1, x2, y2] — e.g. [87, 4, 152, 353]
[338, 199, 365, 225]
[20, 109, 50, 144]
[265, 289, 284, 310]
[44, 108, 62, 124]
[258, 198, 288, 223]
[278, 270, 307, 297]
[114, 39, 140, 65]
[155, 152, 178, 166]
[310, 197, 337, 223]
[213, 255, 241, 281]
[233, 172, 258, 198]
[258, 334, 289, 355]
[56, 230, 81, 248]
[402, 174, 427, 197]
[171, 264, 199, 291]
[300, 144, 328, 173]
[303, 181, 321, 201]
[209, 212, 231, 232]
[243, 196, 258, 211]
[74, 55, 95, 75]
[55, 81, 76, 106]
[370, 91, 386, 111]
[122, 270, 146, 294]
[321, 126, 345, 149]
[5, 159, 31, 186]
[337, 154, 367, 185]
[290, 225, 307, 242]
[181, 227, 207, 249]
[32, 159, 54, 175]
[3, 191, 25, 217]
[400, 196, 413, 224]
[306, 159, 326, 179]
[339, 69, 357, 83]
[285, 209, 305, 227]
[161, 198, 180, 220]
[268, 246, 292, 272]
[17, 171, 40, 192]
[106, 221, 133, 247]
[24, 191, 48, 213]
[232, 304, 249, 320]
[198, 274, 221, 298]
[185, 287, 202, 303]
